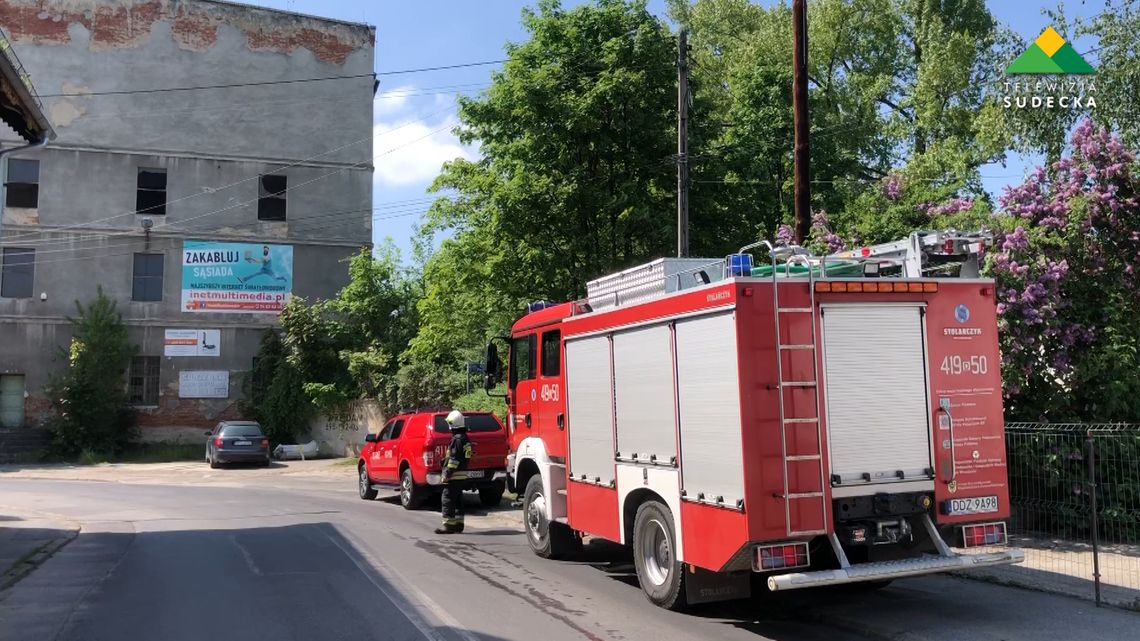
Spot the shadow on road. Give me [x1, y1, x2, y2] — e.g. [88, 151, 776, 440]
[0, 520, 508, 641]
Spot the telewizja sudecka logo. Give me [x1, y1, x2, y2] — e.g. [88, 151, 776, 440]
[1006, 27, 1095, 74]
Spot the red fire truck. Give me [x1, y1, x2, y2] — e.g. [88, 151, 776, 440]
[483, 230, 1024, 609]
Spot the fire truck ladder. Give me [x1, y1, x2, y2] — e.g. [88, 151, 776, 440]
[763, 246, 828, 537]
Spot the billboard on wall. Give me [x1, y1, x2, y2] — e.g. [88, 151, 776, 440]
[164, 329, 220, 357]
[181, 241, 293, 314]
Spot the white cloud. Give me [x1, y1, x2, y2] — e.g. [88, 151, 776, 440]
[373, 113, 477, 187]
[373, 85, 416, 119]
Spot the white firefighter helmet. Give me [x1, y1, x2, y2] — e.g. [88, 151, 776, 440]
[445, 409, 465, 430]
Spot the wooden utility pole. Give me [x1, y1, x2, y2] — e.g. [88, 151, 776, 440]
[677, 29, 690, 258]
[791, 0, 810, 244]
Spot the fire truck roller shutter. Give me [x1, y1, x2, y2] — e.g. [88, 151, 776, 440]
[821, 304, 935, 490]
[565, 336, 617, 484]
[675, 312, 745, 507]
[613, 324, 676, 466]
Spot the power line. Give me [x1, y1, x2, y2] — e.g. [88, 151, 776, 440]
[37, 73, 376, 98]
[0, 106, 457, 249]
[4, 119, 456, 254]
[34, 60, 507, 98]
[377, 60, 506, 76]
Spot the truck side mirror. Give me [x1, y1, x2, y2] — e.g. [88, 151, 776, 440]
[484, 342, 500, 390]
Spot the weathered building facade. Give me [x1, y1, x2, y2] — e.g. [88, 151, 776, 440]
[0, 0, 375, 435]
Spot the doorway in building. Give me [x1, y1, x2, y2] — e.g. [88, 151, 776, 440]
[0, 375, 26, 428]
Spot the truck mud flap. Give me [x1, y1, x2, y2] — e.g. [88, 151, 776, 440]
[766, 548, 1024, 591]
[685, 566, 751, 604]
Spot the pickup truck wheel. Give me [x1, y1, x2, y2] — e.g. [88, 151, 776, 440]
[633, 500, 686, 610]
[479, 482, 505, 507]
[358, 464, 378, 500]
[400, 467, 426, 510]
[523, 475, 573, 559]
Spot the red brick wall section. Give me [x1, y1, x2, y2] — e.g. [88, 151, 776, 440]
[24, 395, 52, 426]
[0, 0, 371, 64]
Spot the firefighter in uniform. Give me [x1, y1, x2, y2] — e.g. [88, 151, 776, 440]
[435, 410, 473, 534]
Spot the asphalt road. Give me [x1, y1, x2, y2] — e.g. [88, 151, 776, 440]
[1, 468, 1136, 641]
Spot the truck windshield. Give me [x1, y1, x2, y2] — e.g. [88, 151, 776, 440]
[432, 414, 501, 433]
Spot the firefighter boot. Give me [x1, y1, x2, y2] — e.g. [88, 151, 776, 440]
[434, 522, 460, 535]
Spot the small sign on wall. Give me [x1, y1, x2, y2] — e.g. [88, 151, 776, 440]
[165, 329, 220, 357]
[179, 370, 229, 399]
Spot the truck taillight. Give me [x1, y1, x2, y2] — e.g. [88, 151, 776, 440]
[423, 451, 434, 466]
[961, 522, 1007, 547]
[214, 437, 223, 448]
[755, 542, 810, 571]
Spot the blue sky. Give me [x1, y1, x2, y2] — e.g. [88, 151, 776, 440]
[249, 0, 1110, 257]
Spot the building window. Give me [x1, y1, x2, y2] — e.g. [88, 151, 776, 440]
[128, 356, 160, 406]
[0, 248, 34, 298]
[5, 159, 39, 208]
[136, 168, 167, 215]
[132, 253, 164, 302]
[257, 174, 287, 221]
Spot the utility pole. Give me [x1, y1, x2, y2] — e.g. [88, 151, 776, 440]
[676, 29, 689, 258]
[791, 0, 810, 244]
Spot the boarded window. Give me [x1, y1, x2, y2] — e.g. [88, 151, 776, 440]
[0, 248, 34, 298]
[136, 168, 167, 215]
[5, 159, 39, 208]
[257, 174, 287, 221]
[128, 356, 160, 406]
[132, 253, 164, 302]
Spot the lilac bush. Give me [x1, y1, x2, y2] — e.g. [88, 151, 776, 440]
[989, 119, 1140, 420]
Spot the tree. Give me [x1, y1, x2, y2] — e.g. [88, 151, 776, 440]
[46, 288, 136, 456]
[989, 120, 1140, 420]
[669, 0, 1006, 247]
[241, 330, 312, 445]
[408, 0, 677, 398]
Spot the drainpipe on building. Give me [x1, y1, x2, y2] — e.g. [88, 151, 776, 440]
[0, 135, 49, 243]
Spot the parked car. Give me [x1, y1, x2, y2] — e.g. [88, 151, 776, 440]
[358, 410, 508, 509]
[205, 421, 271, 468]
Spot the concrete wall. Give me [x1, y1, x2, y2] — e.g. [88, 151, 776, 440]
[307, 400, 384, 458]
[0, 0, 374, 432]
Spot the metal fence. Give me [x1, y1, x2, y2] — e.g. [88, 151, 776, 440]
[1005, 422, 1140, 606]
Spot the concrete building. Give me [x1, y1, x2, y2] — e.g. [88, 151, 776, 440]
[0, 0, 375, 437]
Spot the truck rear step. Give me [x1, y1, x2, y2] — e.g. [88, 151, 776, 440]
[767, 549, 1024, 591]
[766, 514, 1024, 591]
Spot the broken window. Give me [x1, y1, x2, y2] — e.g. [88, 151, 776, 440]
[136, 168, 167, 216]
[5, 159, 39, 208]
[257, 174, 287, 221]
[128, 356, 161, 406]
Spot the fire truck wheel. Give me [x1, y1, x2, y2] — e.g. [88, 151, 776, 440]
[632, 501, 686, 610]
[523, 475, 573, 558]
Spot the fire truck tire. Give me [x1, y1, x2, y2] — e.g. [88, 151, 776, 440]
[358, 464, 378, 500]
[632, 501, 686, 610]
[523, 475, 574, 558]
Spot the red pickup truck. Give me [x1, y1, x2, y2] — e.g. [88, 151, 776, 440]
[357, 409, 509, 509]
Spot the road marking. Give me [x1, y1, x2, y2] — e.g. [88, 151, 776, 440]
[325, 525, 482, 641]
